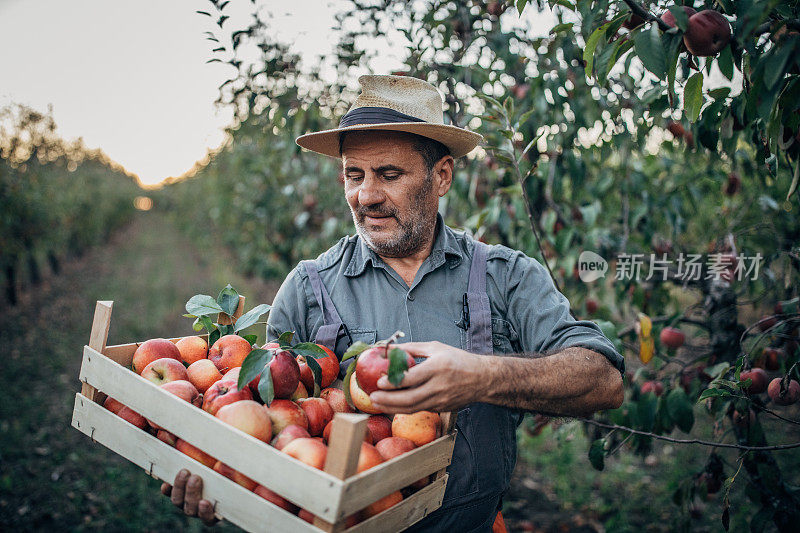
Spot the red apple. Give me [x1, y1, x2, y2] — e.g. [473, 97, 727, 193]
[175, 335, 208, 365]
[683, 10, 731, 57]
[249, 350, 300, 401]
[297, 398, 334, 437]
[132, 338, 181, 374]
[357, 442, 384, 473]
[660, 327, 685, 349]
[202, 379, 253, 416]
[350, 374, 382, 414]
[392, 412, 441, 447]
[763, 348, 782, 371]
[356, 346, 416, 394]
[585, 298, 598, 315]
[363, 491, 402, 519]
[661, 6, 697, 28]
[375, 436, 416, 460]
[156, 429, 178, 447]
[366, 415, 392, 444]
[291, 382, 309, 401]
[103, 396, 124, 415]
[222, 366, 241, 383]
[175, 439, 216, 468]
[216, 400, 273, 442]
[641, 381, 664, 396]
[271, 424, 311, 450]
[208, 334, 252, 373]
[768, 378, 800, 406]
[253, 485, 299, 513]
[320, 387, 353, 414]
[297, 345, 339, 390]
[740, 368, 769, 394]
[141, 357, 189, 386]
[116, 406, 147, 429]
[187, 359, 223, 393]
[264, 399, 309, 435]
[213, 461, 257, 491]
[282, 438, 328, 470]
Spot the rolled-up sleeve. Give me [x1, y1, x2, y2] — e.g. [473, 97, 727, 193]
[266, 267, 311, 343]
[504, 251, 625, 376]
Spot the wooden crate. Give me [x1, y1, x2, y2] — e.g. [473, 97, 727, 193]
[71, 300, 457, 532]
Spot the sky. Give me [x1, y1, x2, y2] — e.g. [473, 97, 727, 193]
[0, 1, 553, 187]
[0, 0, 353, 186]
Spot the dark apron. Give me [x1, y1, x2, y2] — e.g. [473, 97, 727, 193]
[301, 242, 518, 532]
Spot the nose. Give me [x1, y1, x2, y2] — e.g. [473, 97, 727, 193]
[356, 176, 386, 207]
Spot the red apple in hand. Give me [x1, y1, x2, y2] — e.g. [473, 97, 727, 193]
[683, 10, 731, 57]
[208, 335, 252, 373]
[141, 357, 189, 386]
[132, 338, 181, 374]
[355, 346, 416, 394]
[202, 379, 253, 415]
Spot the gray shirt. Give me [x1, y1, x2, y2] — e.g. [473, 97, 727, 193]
[267, 214, 625, 376]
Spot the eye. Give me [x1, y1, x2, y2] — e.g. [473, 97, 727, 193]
[383, 173, 401, 180]
[345, 173, 363, 182]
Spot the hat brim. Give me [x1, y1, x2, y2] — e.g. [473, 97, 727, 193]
[295, 122, 484, 159]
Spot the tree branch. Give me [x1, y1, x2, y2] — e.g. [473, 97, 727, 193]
[620, 0, 671, 32]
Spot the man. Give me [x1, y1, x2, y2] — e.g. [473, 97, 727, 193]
[164, 75, 624, 531]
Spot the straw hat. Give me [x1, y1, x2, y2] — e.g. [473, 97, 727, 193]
[295, 74, 483, 159]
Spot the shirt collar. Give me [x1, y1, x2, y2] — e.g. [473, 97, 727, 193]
[344, 213, 464, 277]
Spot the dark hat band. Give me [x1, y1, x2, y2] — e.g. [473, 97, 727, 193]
[339, 106, 426, 128]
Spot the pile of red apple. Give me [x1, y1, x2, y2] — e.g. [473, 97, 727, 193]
[103, 334, 442, 524]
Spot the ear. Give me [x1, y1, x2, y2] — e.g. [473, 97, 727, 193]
[434, 156, 454, 197]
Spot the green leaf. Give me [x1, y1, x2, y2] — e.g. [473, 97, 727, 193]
[277, 331, 294, 347]
[588, 438, 605, 471]
[718, 45, 734, 81]
[788, 156, 800, 201]
[387, 348, 411, 386]
[185, 294, 224, 317]
[635, 393, 658, 431]
[666, 388, 695, 433]
[197, 315, 214, 333]
[634, 24, 667, 78]
[292, 342, 329, 358]
[257, 368, 275, 406]
[516, 0, 528, 15]
[341, 341, 370, 362]
[550, 22, 573, 34]
[243, 334, 258, 345]
[342, 360, 357, 410]
[217, 284, 240, 316]
[233, 303, 271, 332]
[584, 20, 615, 77]
[666, 5, 690, 31]
[763, 43, 794, 91]
[683, 72, 704, 122]
[306, 356, 322, 397]
[698, 388, 726, 401]
[238, 348, 272, 392]
[209, 329, 220, 347]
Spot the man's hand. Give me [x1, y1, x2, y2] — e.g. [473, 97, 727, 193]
[160, 469, 219, 526]
[369, 341, 487, 413]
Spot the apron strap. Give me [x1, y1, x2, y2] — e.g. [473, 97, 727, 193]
[301, 260, 350, 356]
[466, 241, 493, 355]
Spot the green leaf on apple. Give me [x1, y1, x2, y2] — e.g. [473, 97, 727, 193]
[305, 356, 323, 397]
[185, 294, 224, 316]
[277, 331, 294, 347]
[588, 438, 605, 471]
[234, 303, 271, 333]
[342, 360, 357, 410]
[217, 284, 240, 316]
[238, 348, 272, 392]
[258, 368, 275, 406]
[387, 348, 410, 386]
[243, 334, 258, 346]
[341, 341, 369, 362]
[292, 342, 328, 358]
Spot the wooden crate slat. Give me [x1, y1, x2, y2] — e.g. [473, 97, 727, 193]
[71, 393, 320, 533]
[78, 346, 343, 521]
[344, 474, 448, 533]
[336, 433, 455, 518]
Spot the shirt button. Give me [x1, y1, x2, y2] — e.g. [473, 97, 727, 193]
[407, 293, 415, 301]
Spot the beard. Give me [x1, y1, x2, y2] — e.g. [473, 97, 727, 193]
[351, 172, 438, 258]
